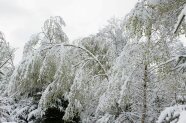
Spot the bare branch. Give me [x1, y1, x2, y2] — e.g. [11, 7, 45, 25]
[174, 15, 185, 34]
[174, 6, 186, 34]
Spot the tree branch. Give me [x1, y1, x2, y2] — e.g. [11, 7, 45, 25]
[64, 44, 109, 81]
[0, 57, 11, 69]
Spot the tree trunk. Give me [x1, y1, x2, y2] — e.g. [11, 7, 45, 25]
[141, 64, 148, 123]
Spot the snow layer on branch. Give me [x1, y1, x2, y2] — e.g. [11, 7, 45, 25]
[96, 113, 115, 123]
[27, 108, 40, 122]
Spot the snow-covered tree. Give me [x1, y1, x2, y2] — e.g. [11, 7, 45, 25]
[0, 31, 15, 95]
[95, 1, 186, 123]
[0, 31, 15, 122]
[98, 17, 127, 56]
[2, 0, 186, 122]
[0, 31, 14, 79]
[62, 35, 115, 122]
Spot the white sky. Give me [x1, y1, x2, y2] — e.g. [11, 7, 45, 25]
[0, 0, 138, 64]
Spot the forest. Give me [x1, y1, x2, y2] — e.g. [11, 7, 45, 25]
[1, 0, 186, 123]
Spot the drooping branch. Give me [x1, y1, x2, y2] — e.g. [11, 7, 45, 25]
[0, 71, 4, 75]
[64, 44, 109, 81]
[0, 57, 11, 69]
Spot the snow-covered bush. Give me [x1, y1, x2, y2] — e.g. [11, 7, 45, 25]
[0, 97, 15, 122]
[157, 105, 186, 123]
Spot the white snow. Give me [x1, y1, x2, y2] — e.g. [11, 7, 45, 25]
[157, 105, 186, 123]
[178, 111, 186, 123]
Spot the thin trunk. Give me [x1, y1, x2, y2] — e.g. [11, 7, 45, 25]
[141, 20, 152, 123]
[141, 64, 148, 123]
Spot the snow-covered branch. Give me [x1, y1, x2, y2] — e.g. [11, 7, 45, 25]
[64, 44, 109, 81]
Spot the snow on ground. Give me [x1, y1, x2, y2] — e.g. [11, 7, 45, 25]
[177, 111, 186, 123]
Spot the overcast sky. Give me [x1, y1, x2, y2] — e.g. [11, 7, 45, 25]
[0, 0, 138, 64]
